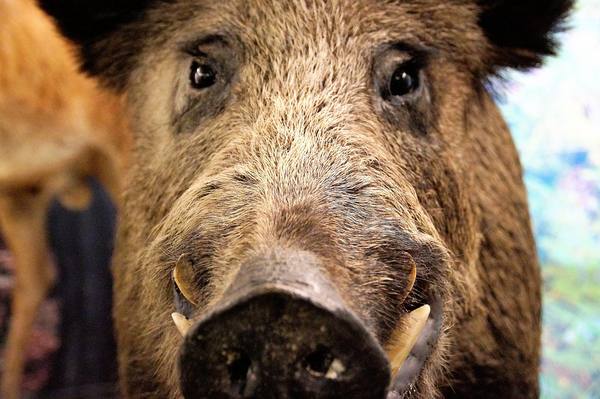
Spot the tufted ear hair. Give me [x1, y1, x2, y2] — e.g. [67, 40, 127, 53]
[477, 0, 575, 71]
[38, 0, 153, 71]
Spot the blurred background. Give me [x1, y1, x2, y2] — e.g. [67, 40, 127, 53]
[499, 0, 600, 397]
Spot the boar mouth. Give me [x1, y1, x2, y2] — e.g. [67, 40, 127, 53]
[171, 262, 442, 398]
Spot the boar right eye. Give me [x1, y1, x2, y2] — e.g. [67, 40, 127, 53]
[389, 64, 420, 97]
[190, 61, 217, 89]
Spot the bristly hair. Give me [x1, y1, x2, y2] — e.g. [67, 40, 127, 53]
[38, 0, 155, 71]
[477, 0, 575, 71]
[39, 0, 575, 81]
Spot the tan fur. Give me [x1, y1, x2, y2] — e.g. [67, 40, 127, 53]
[0, 1, 130, 397]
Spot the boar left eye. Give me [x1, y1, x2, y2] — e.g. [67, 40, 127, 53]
[190, 60, 217, 89]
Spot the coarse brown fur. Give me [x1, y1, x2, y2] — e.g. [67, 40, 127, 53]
[0, 1, 130, 398]
[40, 0, 574, 398]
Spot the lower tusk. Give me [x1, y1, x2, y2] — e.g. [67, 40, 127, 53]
[386, 304, 430, 377]
[171, 312, 192, 336]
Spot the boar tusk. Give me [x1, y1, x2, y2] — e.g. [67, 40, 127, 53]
[399, 261, 417, 305]
[173, 259, 198, 306]
[171, 312, 192, 336]
[386, 304, 430, 377]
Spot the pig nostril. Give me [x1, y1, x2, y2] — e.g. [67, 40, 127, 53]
[303, 345, 346, 380]
[227, 350, 253, 396]
[305, 346, 332, 376]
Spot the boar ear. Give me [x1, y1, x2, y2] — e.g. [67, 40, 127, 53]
[478, 0, 574, 70]
[38, 0, 152, 70]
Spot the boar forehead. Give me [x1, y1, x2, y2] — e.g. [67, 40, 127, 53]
[136, 0, 484, 61]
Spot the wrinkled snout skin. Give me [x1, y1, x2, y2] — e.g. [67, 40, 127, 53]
[62, 0, 561, 397]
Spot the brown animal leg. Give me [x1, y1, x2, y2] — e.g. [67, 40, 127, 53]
[0, 191, 54, 399]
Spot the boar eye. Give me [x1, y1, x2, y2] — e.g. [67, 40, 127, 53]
[389, 64, 420, 97]
[190, 60, 217, 89]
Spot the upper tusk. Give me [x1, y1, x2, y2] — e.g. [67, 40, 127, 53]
[399, 260, 417, 305]
[386, 304, 431, 377]
[173, 258, 198, 306]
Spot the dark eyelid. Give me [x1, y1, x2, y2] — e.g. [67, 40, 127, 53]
[400, 56, 426, 72]
[389, 41, 432, 67]
[182, 34, 229, 56]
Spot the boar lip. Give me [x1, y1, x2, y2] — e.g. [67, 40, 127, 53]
[388, 292, 442, 397]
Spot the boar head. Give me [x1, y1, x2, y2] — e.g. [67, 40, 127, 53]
[42, 0, 573, 398]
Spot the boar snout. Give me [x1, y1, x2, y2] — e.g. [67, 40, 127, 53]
[178, 250, 390, 399]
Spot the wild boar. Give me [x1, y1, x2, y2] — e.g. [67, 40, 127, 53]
[40, 0, 573, 398]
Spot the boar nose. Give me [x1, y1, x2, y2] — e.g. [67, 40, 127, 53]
[178, 251, 390, 399]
